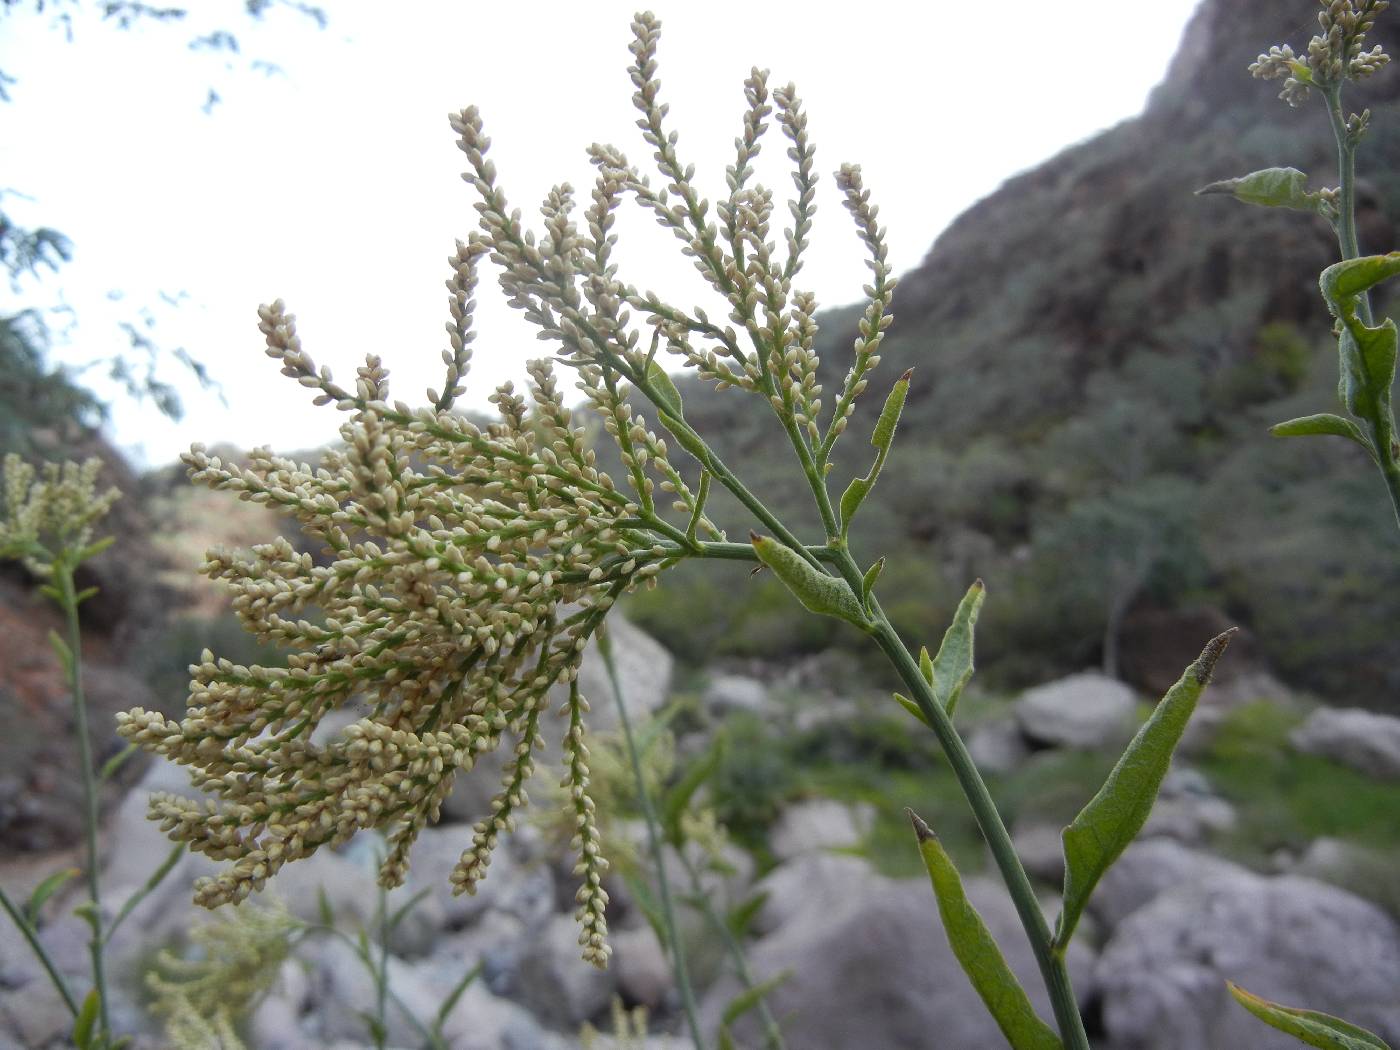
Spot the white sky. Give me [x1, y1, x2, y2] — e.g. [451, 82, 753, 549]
[1, 1, 1201, 468]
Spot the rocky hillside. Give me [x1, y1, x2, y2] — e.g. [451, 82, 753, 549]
[627, 0, 1400, 705]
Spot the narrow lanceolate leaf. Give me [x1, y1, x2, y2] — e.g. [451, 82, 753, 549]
[72, 988, 99, 1050]
[1228, 983, 1393, 1049]
[1196, 167, 1328, 215]
[25, 867, 79, 925]
[1056, 629, 1236, 949]
[646, 359, 685, 417]
[1271, 413, 1373, 453]
[928, 580, 985, 717]
[838, 369, 911, 538]
[909, 811, 1063, 1050]
[662, 737, 723, 846]
[894, 692, 932, 728]
[47, 629, 74, 672]
[861, 557, 885, 608]
[721, 970, 792, 1027]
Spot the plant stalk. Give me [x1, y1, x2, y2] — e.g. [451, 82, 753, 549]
[600, 641, 706, 1050]
[59, 562, 111, 1042]
[869, 614, 1091, 1050]
[675, 850, 786, 1050]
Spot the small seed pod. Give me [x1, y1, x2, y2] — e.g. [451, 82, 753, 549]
[750, 532, 872, 629]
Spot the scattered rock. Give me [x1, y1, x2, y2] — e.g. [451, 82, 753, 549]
[768, 799, 874, 861]
[513, 913, 618, 1027]
[752, 852, 874, 936]
[571, 615, 675, 731]
[1097, 872, 1400, 1048]
[966, 719, 1033, 775]
[1011, 822, 1067, 883]
[1014, 672, 1138, 750]
[1087, 838, 1248, 933]
[703, 873, 1095, 1050]
[612, 925, 673, 1010]
[1290, 706, 1400, 780]
[702, 673, 770, 717]
[1180, 672, 1296, 755]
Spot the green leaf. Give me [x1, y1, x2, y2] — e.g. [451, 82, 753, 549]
[909, 811, 1063, 1050]
[72, 988, 99, 1049]
[73, 901, 101, 939]
[317, 886, 336, 928]
[1270, 413, 1373, 452]
[1056, 629, 1236, 949]
[928, 579, 985, 717]
[622, 870, 667, 947]
[646, 359, 685, 417]
[106, 842, 184, 942]
[431, 961, 483, 1035]
[861, 557, 884, 608]
[73, 586, 99, 605]
[1228, 983, 1392, 1049]
[25, 867, 79, 925]
[893, 692, 932, 728]
[76, 536, 114, 562]
[721, 970, 792, 1027]
[838, 369, 911, 538]
[663, 736, 723, 845]
[749, 533, 871, 629]
[725, 890, 769, 939]
[1196, 167, 1327, 215]
[918, 645, 934, 685]
[47, 629, 73, 672]
[99, 744, 138, 784]
[1321, 252, 1400, 305]
[387, 886, 433, 933]
[718, 1028, 738, 1050]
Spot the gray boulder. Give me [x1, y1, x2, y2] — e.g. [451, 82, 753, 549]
[1290, 706, 1400, 780]
[751, 852, 875, 936]
[769, 799, 874, 862]
[702, 673, 770, 717]
[1097, 872, 1400, 1049]
[704, 870, 1095, 1049]
[513, 912, 618, 1026]
[1014, 672, 1138, 750]
[571, 615, 674, 730]
[1087, 838, 1248, 933]
[966, 719, 1033, 775]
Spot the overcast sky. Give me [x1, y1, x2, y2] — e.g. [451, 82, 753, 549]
[2, 1, 1201, 467]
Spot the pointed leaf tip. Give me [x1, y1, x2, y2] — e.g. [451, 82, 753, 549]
[1193, 628, 1237, 685]
[900, 367, 914, 382]
[907, 807, 934, 842]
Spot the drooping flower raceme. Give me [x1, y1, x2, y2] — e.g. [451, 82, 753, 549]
[117, 10, 897, 968]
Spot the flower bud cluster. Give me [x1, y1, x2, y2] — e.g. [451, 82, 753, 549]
[0, 453, 119, 575]
[117, 292, 678, 965]
[1251, 1, 1390, 106]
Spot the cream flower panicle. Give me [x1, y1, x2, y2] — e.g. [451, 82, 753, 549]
[118, 9, 895, 970]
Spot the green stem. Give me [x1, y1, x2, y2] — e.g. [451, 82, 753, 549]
[868, 614, 1090, 1050]
[600, 640, 706, 1050]
[58, 562, 110, 1042]
[675, 851, 786, 1050]
[0, 885, 79, 1016]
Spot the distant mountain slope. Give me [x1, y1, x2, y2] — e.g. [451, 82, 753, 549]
[627, 0, 1400, 703]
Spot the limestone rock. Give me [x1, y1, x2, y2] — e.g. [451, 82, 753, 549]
[513, 912, 618, 1026]
[1087, 838, 1248, 933]
[702, 673, 770, 717]
[966, 719, 1033, 775]
[1014, 672, 1138, 750]
[703, 873, 1095, 1050]
[1097, 872, 1400, 1048]
[1290, 706, 1400, 780]
[768, 799, 874, 861]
